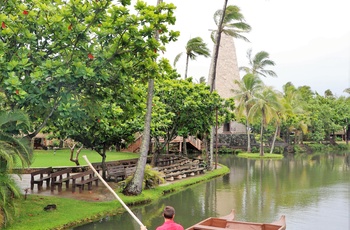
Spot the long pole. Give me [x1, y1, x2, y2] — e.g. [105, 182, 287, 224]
[82, 155, 146, 228]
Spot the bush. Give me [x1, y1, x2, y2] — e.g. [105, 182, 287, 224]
[335, 143, 350, 151]
[218, 146, 234, 154]
[121, 165, 165, 191]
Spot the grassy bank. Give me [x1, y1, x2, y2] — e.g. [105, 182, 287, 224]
[237, 153, 284, 159]
[6, 164, 229, 230]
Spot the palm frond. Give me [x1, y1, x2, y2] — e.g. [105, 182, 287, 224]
[173, 52, 183, 67]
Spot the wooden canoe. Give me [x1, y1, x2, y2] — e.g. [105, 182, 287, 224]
[186, 210, 286, 230]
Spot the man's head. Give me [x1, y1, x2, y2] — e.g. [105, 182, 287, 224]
[163, 206, 175, 219]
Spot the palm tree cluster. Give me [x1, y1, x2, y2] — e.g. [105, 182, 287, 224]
[234, 59, 350, 156]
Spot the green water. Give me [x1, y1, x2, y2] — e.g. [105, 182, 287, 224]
[74, 153, 350, 229]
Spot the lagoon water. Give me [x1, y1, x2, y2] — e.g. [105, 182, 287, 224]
[73, 153, 350, 230]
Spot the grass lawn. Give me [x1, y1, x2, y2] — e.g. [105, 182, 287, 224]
[30, 149, 140, 167]
[6, 165, 230, 230]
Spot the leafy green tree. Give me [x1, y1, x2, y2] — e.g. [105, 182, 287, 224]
[174, 37, 210, 79]
[0, 110, 32, 228]
[239, 49, 277, 78]
[50, 85, 144, 177]
[336, 96, 350, 144]
[173, 36, 210, 153]
[248, 86, 281, 156]
[1, 0, 179, 196]
[0, 0, 178, 140]
[150, 78, 224, 164]
[123, 0, 179, 196]
[233, 73, 263, 152]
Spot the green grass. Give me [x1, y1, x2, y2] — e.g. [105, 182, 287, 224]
[7, 165, 229, 230]
[30, 149, 140, 167]
[237, 152, 284, 159]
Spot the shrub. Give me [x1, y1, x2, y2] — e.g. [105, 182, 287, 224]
[121, 165, 165, 191]
[218, 146, 233, 154]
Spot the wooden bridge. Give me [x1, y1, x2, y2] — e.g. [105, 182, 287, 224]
[123, 135, 202, 153]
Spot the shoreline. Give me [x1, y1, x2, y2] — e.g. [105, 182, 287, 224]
[7, 164, 229, 230]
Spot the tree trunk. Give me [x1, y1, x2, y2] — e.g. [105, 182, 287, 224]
[260, 117, 264, 156]
[101, 146, 107, 179]
[246, 120, 251, 152]
[215, 108, 218, 169]
[208, 0, 229, 170]
[123, 79, 154, 195]
[182, 136, 187, 156]
[69, 143, 83, 166]
[270, 125, 279, 154]
[185, 54, 189, 79]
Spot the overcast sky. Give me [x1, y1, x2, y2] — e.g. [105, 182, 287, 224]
[136, 0, 350, 97]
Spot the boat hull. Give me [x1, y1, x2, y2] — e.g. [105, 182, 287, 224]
[186, 211, 286, 230]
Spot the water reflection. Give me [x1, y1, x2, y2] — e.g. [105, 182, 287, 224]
[73, 153, 350, 229]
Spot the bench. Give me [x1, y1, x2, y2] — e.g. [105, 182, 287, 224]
[71, 169, 99, 193]
[30, 167, 53, 190]
[50, 168, 72, 192]
[125, 166, 136, 178]
[107, 165, 125, 182]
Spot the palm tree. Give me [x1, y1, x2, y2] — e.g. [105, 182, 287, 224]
[174, 37, 210, 79]
[209, 4, 251, 90]
[210, 5, 251, 44]
[248, 86, 281, 156]
[240, 48, 277, 78]
[279, 83, 307, 146]
[0, 110, 32, 228]
[233, 73, 264, 152]
[208, 3, 251, 168]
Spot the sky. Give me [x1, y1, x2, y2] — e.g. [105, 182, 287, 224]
[136, 0, 350, 97]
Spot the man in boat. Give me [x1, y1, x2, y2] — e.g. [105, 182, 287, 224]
[141, 206, 184, 230]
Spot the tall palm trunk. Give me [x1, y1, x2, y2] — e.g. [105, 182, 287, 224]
[184, 54, 190, 79]
[246, 120, 251, 152]
[260, 114, 265, 156]
[270, 125, 279, 154]
[208, 0, 228, 170]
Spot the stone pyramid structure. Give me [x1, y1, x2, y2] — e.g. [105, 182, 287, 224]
[208, 33, 246, 134]
[208, 33, 240, 99]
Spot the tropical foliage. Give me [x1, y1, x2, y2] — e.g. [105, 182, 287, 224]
[174, 37, 210, 79]
[0, 110, 32, 227]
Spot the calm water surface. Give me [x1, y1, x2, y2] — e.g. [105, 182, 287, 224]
[74, 153, 350, 230]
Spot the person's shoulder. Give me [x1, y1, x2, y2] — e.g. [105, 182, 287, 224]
[175, 223, 184, 230]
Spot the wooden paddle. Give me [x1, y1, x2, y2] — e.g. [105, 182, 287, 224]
[82, 155, 147, 229]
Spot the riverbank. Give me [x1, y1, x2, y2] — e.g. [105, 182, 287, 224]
[5, 165, 229, 230]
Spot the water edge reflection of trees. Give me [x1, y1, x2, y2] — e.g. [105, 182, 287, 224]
[73, 153, 349, 229]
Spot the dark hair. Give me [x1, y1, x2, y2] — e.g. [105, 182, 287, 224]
[163, 206, 175, 219]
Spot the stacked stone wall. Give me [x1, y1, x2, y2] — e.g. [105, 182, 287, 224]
[217, 134, 256, 149]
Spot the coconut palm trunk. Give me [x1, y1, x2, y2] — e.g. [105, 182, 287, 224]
[270, 125, 279, 154]
[208, 0, 229, 170]
[260, 114, 265, 156]
[185, 54, 190, 79]
[246, 120, 251, 152]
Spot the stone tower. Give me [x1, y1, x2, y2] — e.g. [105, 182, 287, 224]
[208, 33, 246, 135]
